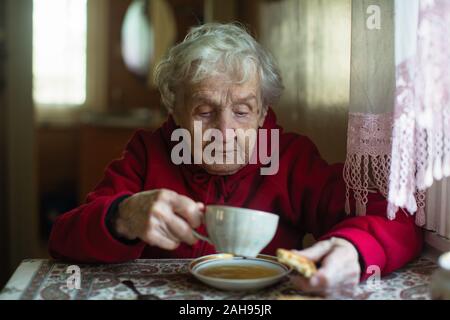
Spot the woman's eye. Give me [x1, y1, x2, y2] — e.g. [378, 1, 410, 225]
[234, 104, 250, 118]
[235, 111, 248, 117]
[195, 106, 214, 118]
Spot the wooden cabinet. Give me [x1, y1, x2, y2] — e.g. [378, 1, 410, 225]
[79, 124, 150, 202]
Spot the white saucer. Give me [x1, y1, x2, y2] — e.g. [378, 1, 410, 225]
[189, 253, 292, 291]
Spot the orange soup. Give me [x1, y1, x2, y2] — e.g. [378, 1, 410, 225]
[198, 265, 281, 279]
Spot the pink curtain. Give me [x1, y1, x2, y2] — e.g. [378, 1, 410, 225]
[388, 0, 450, 225]
[345, 0, 450, 226]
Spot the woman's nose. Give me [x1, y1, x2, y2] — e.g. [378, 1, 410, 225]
[216, 111, 236, 142]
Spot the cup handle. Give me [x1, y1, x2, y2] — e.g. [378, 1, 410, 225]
[192, 230, 213, 245]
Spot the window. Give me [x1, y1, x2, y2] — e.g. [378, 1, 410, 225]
[33, 0, 87, 107]
[425, 178, 450, 252]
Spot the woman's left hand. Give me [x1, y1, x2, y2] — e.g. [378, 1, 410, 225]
[290, 237, 361, 295]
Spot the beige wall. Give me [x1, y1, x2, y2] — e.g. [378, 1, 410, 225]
[260, 0, 351, 163]
[203, 0, 260, 40]
[204, 0, 237, 23]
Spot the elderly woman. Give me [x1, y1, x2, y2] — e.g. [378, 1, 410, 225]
[49, 23, 422, 293]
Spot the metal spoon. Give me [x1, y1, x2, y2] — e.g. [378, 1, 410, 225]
[121, 280, 161, 300]
[192, 230, 213, 245]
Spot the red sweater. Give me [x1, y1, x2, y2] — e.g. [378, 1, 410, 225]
[49, 109, 423, 280]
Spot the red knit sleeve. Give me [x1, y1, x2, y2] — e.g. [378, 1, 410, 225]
[289, 135, 423, 280]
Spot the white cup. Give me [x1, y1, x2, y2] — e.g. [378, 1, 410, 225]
[193, 205, 279, 257]
[430, 251, 450, 300]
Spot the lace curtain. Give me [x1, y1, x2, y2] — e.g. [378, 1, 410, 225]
[345, 0, 450, 227]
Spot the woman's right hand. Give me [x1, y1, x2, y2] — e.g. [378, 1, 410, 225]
[113, 189, 205, 250]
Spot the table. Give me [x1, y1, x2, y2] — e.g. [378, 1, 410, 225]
[0, 257, 437, 300]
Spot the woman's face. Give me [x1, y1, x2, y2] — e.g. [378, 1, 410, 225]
[172, 72, 267, 175]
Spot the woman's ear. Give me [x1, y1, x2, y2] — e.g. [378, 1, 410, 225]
[172, 87, 186, 126]
[170, 103, 183, 126]
[170, 109, 179, 125]
[258, 106, 269, 127]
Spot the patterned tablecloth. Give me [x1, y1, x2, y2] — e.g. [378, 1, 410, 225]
[0, 257, 438, 300]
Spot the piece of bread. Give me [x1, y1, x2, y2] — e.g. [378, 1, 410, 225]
[276, 248, 317, 278]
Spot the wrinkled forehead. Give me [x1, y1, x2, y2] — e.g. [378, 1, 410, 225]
[179, 72, 262, 105]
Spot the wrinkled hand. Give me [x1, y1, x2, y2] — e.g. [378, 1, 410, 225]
[114, 189, 204, 250]
[290, 237, 361, 295]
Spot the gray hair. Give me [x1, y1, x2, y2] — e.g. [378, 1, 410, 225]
[154, 22, 284, 113]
